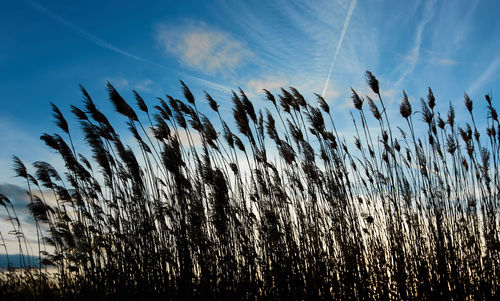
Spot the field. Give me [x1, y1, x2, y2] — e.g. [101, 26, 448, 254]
[1, 71, 499, 300]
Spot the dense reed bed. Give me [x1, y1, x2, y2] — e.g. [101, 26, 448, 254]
[1, 71, 499, 300]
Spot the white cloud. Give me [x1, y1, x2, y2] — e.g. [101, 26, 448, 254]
[247, 75, 288, 95]
[245, 73, 342, 105]
[156, 23, 253, 75]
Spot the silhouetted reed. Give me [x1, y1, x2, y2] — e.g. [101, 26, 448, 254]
[1, 72, 499, 300]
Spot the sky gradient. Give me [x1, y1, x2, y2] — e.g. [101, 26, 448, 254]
[1, 0, 500, 253]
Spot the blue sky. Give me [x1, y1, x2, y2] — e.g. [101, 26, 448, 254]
[0, 0, 500, 253]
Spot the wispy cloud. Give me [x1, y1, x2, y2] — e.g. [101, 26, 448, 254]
[28, 1, 245, 97]
[245, 73, 341, 105]
[467, 56, 500, 95]
[394, 0, 437, 87]
[436, 58, 459, 66]
[105, 77, 154, 93]
[321, 0, 357, 97]
[135, 79, 153, 92]
[416, 49, 460, 66]
[247, 75, 288, 95]
[156, 23, 253, 75]
[26, 0, 167, 69]
[181, 73, 234, 94]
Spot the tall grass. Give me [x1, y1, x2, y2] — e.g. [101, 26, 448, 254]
[1, 72, 499, 299]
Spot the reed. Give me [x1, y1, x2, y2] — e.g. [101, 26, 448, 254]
[1, 71, 499, 300]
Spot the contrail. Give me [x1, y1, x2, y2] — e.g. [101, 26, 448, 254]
[26, 0, 169, 70]
[321, 0, 357, 98]
[26, 0, 234, 94]
[182, 73, 233, 94]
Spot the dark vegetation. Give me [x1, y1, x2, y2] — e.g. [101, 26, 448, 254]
[1, 71, 499, 300]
